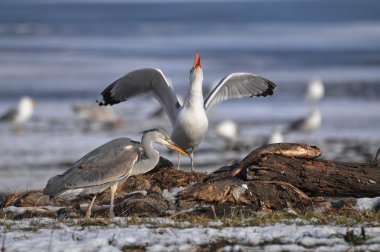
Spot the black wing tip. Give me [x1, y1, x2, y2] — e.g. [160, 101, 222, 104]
[96, 95, 118, 106]
[251, 79, 277, 98]
[263, 80, 277, 96]
[96, 83, 121, 106]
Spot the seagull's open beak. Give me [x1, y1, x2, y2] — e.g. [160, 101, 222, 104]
[165, 140, 191, 157]
[193, 51, 201, 69]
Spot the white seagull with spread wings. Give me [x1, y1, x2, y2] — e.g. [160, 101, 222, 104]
[97, 51, 276, 171]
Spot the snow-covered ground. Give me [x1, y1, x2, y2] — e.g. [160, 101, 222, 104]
[1, 217, 380, 252]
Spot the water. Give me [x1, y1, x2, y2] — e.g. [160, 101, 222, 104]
[0, 0, 379, 192]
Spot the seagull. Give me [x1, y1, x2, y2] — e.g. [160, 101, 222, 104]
[97, 51, 276, 171]
[0, 96, 37, 125]
[215, 120, 239, 149]
[149, 95, 184, 119]
[267, 127, 284, 144]
[286, 107, 322, 135]
[72, 104, 126, 131]
[72, 104, 118, 123]
[306, 77, 325, 103]
[43, 128, 190, 218]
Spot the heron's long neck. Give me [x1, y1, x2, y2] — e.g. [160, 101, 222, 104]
[131, 134, 160, 175]
[184, 78, 204, 109]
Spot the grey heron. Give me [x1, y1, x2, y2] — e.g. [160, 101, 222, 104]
[0, 96, 37, 124]
[97, 51, 276, 171]
[43, 128, 190, 218]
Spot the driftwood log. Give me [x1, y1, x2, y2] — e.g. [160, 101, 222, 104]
[1, 143, 379, 219]
[229, 143, 380, 197]
[248, 155, 380, 197]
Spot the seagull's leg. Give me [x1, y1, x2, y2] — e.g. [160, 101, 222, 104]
[85, 194, 97, 219]
[177, 152, 181, 170]
[190, 148, 195, 172]
[109, 183, 118, 218]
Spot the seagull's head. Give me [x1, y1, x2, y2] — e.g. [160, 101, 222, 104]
[189, 50, 203, 83]
[19, 96, 37, 109]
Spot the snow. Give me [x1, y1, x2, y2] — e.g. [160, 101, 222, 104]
[2, 206, 62, 215]
[1, 218, 380, 251]
[356, 197, 380, 211]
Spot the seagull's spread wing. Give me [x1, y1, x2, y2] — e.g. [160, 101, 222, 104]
[204, 73, 276, 111]
[44, 138, 139, 196]
[97, 68, 180, 125]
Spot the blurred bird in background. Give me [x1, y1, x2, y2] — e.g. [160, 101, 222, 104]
[286, 107, 322, 136]
[267, 127, 284, 144]
[306, 77, 325, 104]
[72, 104, 126, 131]
[0, 96, 37, 132]
[215, 119, 240, 150]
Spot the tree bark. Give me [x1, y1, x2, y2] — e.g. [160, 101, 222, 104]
[248, 154, 380, 197]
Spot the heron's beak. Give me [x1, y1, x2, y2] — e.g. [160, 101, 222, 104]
[193, 50, 201, 69]
[165, 140, 190, 157]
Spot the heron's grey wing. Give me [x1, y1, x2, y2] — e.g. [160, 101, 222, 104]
[97, 68, 180, 125]
[0, 107, 17, 121]
[204, 73, 276, 111]
[44, 138, 139, 197]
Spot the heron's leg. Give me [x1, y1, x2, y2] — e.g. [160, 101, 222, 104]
[109, 183, 118, 218]
[85, 194, 97, 219]
[177, 152, 181, 170]
[190, 148, 195, 172]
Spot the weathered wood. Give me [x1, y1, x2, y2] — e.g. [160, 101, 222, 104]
[248, 154, 380, 197]
[231, 143, 322, 176]
[178, 177, 313, 212]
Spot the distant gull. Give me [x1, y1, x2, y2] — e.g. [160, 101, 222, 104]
[72, 104, 125, 130]
[0, 96, 37, 125]
[97, 51, 276, 171]
[215, 120, 239, 149]
[149, 95, 184, 119]
[267, 127, 284, 144]
[72, 104, 118, 122]
[306, 77, 325, 103]
[286, 107, 322, 135]
[43, 128, 190, 218]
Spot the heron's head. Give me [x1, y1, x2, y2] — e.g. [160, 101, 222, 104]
[143, 129, 190, 157]
[189, 50, 203, 83]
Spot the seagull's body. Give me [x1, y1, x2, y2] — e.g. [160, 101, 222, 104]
[287, 107, 322, 135]
[0, 96, 37, 124]
[172, 79, 208, 150]
[97, 52, 276, 171]
[306, 77, 325, 103]
[43, 129, 189, 218]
